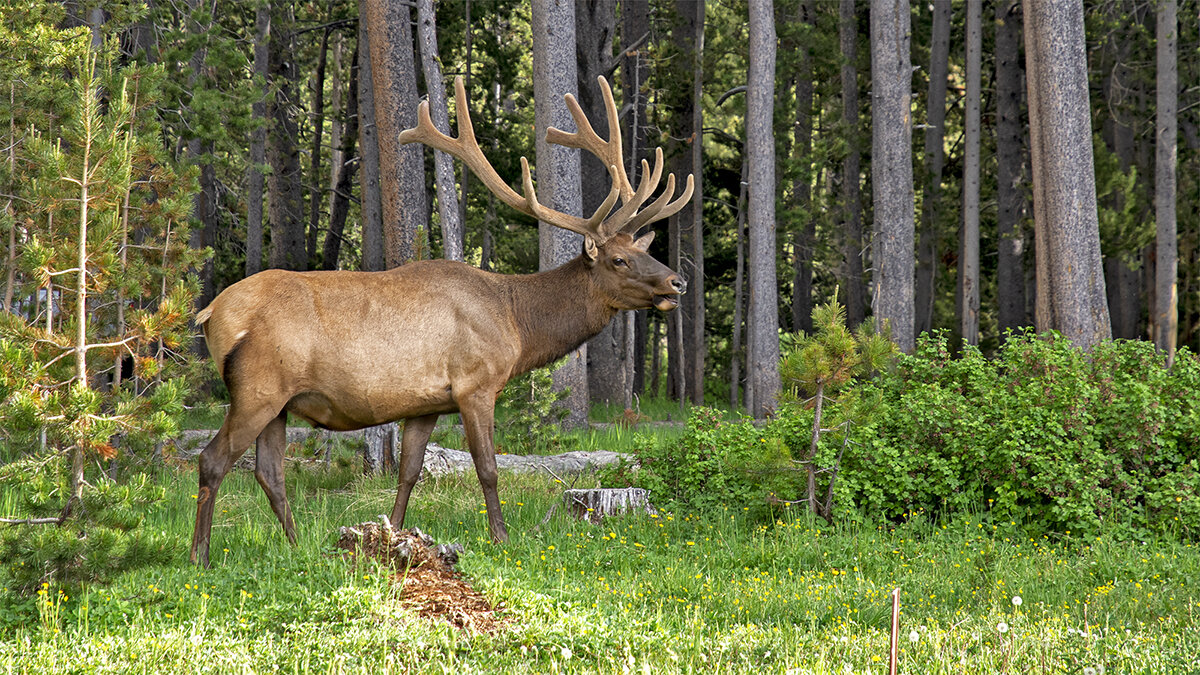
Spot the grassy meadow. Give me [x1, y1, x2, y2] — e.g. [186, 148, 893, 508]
[3, 449, 1200, 674]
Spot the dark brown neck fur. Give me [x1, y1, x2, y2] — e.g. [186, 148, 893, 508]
[505, 256, 618, 375]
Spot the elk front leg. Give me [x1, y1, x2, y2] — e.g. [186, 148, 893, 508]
[190, 404, 283, 567]
[389, 414, 439, 528]
[460, 397, 509, 543]
[254, 411, 296, 545]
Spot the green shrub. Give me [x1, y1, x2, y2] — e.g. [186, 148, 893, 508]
[837, 331, 1200, 538]
[632, 408, 794, 514]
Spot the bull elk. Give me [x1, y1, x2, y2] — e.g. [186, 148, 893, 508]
[189, 76, 693, 566]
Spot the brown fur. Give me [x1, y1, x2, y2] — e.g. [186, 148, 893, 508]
[188, 233, 682, 566]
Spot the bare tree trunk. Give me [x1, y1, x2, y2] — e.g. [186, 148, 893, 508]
[533, 0, 588, 428]
[246, 2, 268, 277]
[363, 0, 425, 269]
[685, 0, 705, 406]
[959, 0, 981, 345]
[579, 0, 625, 406]
[305, 27, 331, 266]
[839, 0, 865, 329]
[747, 0, 780, 418]
[995, 0, 1027, 337]
[791, 0, 815, 335]
[1154, 0, 1178, 363]
[871, 0, 915, 353]
[324, 38, 360, 271]
[623, 0, 651, 406]
[267, 1, 305, 272]
[1023, 0, 1111, 349]
[416, 0, 464, 262]
[916, 0, 950, 337]
[731, 158, 748, 411]
[328, 32, 345, 207]
[356, 13, 384, 272]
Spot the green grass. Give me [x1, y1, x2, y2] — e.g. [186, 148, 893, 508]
[4, 453, 1200, 674]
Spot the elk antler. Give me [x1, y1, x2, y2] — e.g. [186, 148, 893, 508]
[399, 76, 694, 245]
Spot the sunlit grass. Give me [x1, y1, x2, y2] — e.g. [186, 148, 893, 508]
[3, 456, 1199, 674]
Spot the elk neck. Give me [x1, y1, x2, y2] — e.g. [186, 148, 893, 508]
[506, 255, 617, 375]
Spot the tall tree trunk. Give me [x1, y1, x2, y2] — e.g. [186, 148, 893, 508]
[791, 0, 815, 335]
[363, 0, 425, 268]
[916, 0, 950, 337]
[731, 157, 749, 411]
[416, 0, 464, 262]
[356, 13, 384, 272]
[532, 0, 588, 428]
[747, 0, 780, 418]
[995, 0, 1027, 336]
[305, 26, 331, 266]
[1100, 14, 1140, 340]
[267, 1, 305, 271]
[623, 0, 651, 400]
[246, 1, 268, 278]
[1154, 0, 1178, 363]
[959, 0, 981, 345]
[328, 32, 345, 210]
[185, 0, 219, 300]
[871, 0, 915, 353]
[578, 0, 625, 406]
[1023, 0, 1111, 349]
[684, 0, 705, 406]
[839, 0, 865, 329]
[324, 38, 360, 271]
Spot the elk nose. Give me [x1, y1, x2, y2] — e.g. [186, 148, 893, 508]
[670, 276, 687, 295]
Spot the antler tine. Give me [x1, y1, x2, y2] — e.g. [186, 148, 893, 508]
[399, 76, 529, 215]
[622, 172, 695, 235]
[598, 147, 665, 240]
[517, 157, 620, 239]
[545, 76, 633, 202]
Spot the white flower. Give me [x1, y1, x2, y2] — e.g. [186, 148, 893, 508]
[1083, 668, 1097, 675]
[1097, 666, 1106, 674]
[997, 621, 1010, 634]
[1011, 595, 1023, 606]
[842, 663, 854, 675]
[561, 646, 573, 660]
[909, 630, 920, 643]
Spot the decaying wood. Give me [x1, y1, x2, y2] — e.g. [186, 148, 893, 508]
[540, 487, 657, 526]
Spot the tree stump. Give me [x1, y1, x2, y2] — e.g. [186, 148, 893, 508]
[552, 488, 658, 525]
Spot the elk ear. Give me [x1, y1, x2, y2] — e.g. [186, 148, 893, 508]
[632, 231, 655, 252]
[584, 235, 599, 261]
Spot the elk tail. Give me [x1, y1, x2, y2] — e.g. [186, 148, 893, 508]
[195, 302, 215, 327]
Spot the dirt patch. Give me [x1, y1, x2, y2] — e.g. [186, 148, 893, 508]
[335, 518, 507, 633]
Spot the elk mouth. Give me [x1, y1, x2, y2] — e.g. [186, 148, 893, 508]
[653, 294, 680, 311]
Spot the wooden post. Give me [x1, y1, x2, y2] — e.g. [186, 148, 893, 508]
[889, 587, 900, 675]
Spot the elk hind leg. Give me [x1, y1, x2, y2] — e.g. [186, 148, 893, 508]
[460, 398, 509, 543]
[389, 414, 439, 528]
[254, 410, 296, 545]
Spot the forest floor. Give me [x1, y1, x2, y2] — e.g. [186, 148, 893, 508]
[3, 451, 1200, 674]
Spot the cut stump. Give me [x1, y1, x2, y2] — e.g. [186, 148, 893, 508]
[546, 487, 658, 525]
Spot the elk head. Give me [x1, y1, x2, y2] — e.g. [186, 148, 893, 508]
[399, 75, 693, 312]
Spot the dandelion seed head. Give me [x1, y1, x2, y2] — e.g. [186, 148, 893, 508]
[997, 621, 1009, 634]
[908, 630, 920, 643]
[1012, 595, 1022, 606]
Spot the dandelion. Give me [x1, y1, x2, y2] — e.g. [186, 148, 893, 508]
[561, 646, 572, 660]
[908, 630, 920, 643]
[1012, 595, 1022, 607]
[997, 621, 1009, 634]
[1083, 668, 1097, 675]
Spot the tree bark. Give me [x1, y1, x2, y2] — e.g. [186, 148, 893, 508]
[246, 1, 268, 278]
[916, 0, 950, 337]
[416, 0, 464, 262]
[747, 0, 780, 418]
[623, 0, 651, 401]
[1023, 0, 1111, 349]
[791, 0, 815, 336]
[995, 0, 1027, 337]
[578, 0, 625, 406]
[305, 26, 331, 266]
[1154, 0, 1178, 363]
[731, 157, 748, 410]
[356, 12, 385, 272]
[959, 0, 981, 345]
[871, 0, 915, 353]
[324, 37, 360, 271]
[363, 0, 425, 269]
[267, 0, 305, 271]
[839, 0, 865, 329]
[532, 0, 588, 428]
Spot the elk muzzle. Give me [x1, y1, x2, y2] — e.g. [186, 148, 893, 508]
[654, 275, 687, 311]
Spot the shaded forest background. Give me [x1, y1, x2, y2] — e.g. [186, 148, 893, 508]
[1, 0, 1198, 420]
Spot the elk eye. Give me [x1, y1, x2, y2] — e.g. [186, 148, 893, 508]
[613, 257, 627, 268]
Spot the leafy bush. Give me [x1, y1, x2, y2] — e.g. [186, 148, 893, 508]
[632, 408, 794, 514]
[837, 331, 1200, 538]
